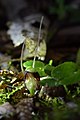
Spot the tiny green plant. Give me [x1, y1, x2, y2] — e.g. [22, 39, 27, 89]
[23, 60, 80, 90]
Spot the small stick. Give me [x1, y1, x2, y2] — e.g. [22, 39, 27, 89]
[20, 40, 25, 72]
[32, 16, 44, 68]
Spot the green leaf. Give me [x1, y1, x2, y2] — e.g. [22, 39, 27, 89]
[51, 62, 77, 80]
[25, 73, 38, 96]
[23, 60, 45, 76]
[40, 69, 80, 87]
[40, 62, 79, 87]
[61, 70, 80, 85]
[40, 77, 59, 87]
[44, 64, 55, 76]
[25, 78, 36, 96]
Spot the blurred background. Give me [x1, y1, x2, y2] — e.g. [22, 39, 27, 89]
[0, 0, 80, 64]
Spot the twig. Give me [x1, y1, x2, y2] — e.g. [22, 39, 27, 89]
[20, 40, 25, 72]
[32, 16, 44, 68]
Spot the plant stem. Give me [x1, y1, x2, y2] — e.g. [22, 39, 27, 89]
[32, 16, 44, 68]
[20, 40, 25, 72]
